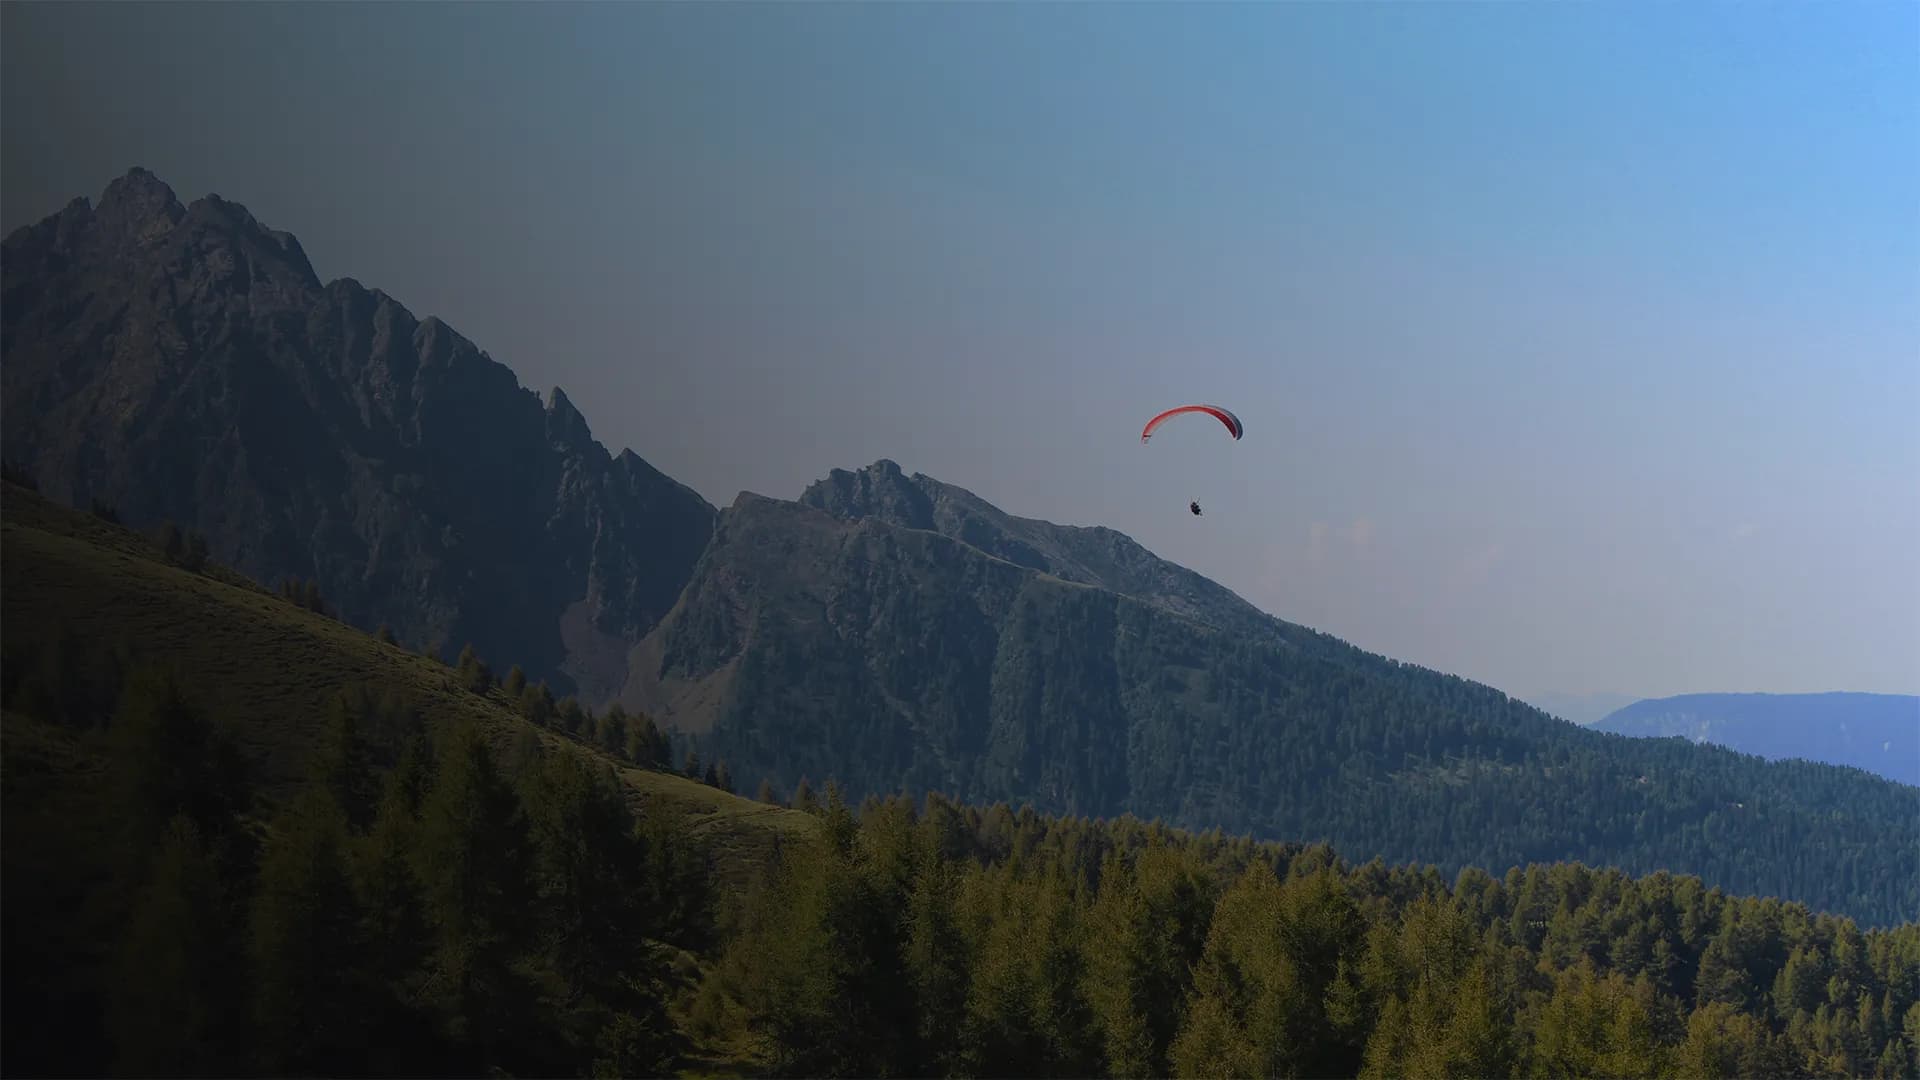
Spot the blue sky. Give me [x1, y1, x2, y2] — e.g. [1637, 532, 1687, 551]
[5, 1, 1916, 701]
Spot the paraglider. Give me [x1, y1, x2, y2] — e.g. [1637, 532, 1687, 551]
[1140, 404, 1243, 444]
[1142, 404, 1242, 516]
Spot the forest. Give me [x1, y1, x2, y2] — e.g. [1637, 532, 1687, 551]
[662, 491, 1920, 929]
[5, 652, 1917, 1078]
[4, 483, 1919, 1079]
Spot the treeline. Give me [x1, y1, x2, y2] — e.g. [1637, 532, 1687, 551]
[698, 790, 1920, 1079]
[439, 640, 737, 793]
[2, 667, 714, 1078]
[6, 646, 1920, 1078]
[704, 579, 1920, 927]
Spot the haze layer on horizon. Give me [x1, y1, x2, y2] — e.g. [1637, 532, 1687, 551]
[4, 1, 1915, 700]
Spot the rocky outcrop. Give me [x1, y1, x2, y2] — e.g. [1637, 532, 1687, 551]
[2, 168, 715, 698]
[800, 459, 1328, 642]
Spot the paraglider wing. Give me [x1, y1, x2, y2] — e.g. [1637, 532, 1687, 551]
[1141, 404, 1244, 444]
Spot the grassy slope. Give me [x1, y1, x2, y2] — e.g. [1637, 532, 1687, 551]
[0, 480, 816, 873]
[3, 481, 815, 1076]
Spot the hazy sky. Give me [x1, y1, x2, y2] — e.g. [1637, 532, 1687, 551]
[5, 2, 1916, 701]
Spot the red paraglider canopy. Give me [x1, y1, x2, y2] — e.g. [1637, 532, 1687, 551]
[1140, 404, 1244, 444]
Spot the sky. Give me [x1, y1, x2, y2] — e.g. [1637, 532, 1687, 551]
[4, 1, 1916, 702]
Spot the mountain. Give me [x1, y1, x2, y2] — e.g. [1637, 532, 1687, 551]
[1595, 692, 1920, 788]
[1518, 690, 1642, 727]
[9, 483, 1916, 1080]
[619, 460, 1920, 926]
[0, 167, 715, 702]
[8, 169, 1919, 927]
[797, 459, 1295, 636]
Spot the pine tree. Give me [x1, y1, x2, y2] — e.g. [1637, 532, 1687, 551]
[455, 644, 493, 694]
[250, 788, 371, 1075]
[108, 814, 247, 1076]
[410, 721, 534, 1059]
[904, 846, 970, 1073]
[521, 682, 553, 727]
[1676, 1000, 1771, 1078]
[1169, 859, 1284, 1078]
[1438, 958, 1518, 1079]
[642, 715, 670, 766]
[599, 703, 630, 757]
[106, 665, 254, 879]
[821, 782, 858, 856]
[520, 751, 651, 1002]
[959, 874, 1046, 1075]
[1031, 870, 1102, 1074]
[312, 686, 381, 832]
[503, 665, 527, 698]
[355, 757, 433, 981]
[347, 743, 441, 1075]
[1083, 844, 1213, 1079]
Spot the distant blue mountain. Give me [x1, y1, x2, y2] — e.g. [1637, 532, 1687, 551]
[1594, 693, 1920, 787]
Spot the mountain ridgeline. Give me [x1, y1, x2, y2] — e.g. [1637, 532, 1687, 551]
[6, 168, 1919, 929]
[0, 168, 716, 703]
[621, 463, 1920, 926]
[1595, 693, 1920, 789]
[6, 479, 1918, 1079]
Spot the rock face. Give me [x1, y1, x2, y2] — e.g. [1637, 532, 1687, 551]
[1, 168, 715, 700]
[798, 459, 1275, 633]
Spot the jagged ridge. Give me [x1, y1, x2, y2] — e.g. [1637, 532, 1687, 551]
[1, 168, 716, 700]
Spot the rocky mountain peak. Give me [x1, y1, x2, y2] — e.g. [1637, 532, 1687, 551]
[798, 458, 936, 531]
[546, 386, 596, 449]
[2, 166, 720, 702]
[95, 165, 186, 234]
[181, 192, 321, 290]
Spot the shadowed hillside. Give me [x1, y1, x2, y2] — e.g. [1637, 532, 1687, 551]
[1, 477, 824, 1077]
[1, 168, 716, 703]
[0, 478, 812, 866]
[619, 463, 1920, 928]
